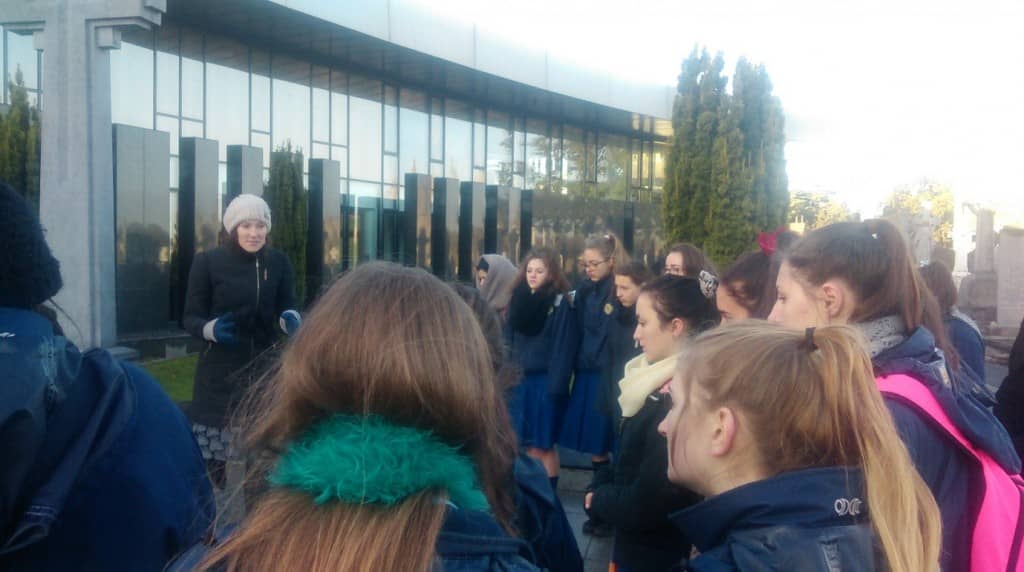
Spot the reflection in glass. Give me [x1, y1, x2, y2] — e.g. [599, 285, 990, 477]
[110, 40, 154, 129]
[6, 30, 38, 90]
[400, 89, 428, 178]
[251, 50, 271, 132]
[156, 115, 179, 155]
[598, 134, 629, 200]
[180, 30, 204, 120]
[182, 119, 203, 138]
[562, 126, 584, 197]
[383, 155, 399, 186]
[312, 65, 330, 143]
[445, 100, 472, 181]
[486, 111, 512, 186]
[473, 120, 485, 168]
[251, 132, 271, 176]
[532, 192, 626, 283]
[384, 85, 398, 154]
[345, 181, 381, 265]
[526, 119, 549, 192]
[331, 71, 348, 146]
[430, 98, 443, 161]
[653, 142, 669, 195]
[350, 94, 382, 182]
[206, 41, 249, 161]
[272, 54, 311, 155]
[156, 24, 179, 116]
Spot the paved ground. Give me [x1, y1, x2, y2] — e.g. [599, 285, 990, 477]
[556, 467, 612, 572]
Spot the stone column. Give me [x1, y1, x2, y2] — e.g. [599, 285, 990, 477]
[976, 208, 996, 272]
[0, 0, 165, 349]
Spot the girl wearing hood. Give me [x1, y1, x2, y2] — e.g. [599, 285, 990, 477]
[476, 254, 517, 319]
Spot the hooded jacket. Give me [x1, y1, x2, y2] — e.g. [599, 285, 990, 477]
[673, 468, 881, 572]
[0, 307, 214, 571]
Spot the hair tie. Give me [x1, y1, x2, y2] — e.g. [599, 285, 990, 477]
[268, 415, 488, 512]
[698, 270, 718, 300]
[804, 327, 818, 351]
[758, 227, 786, 256]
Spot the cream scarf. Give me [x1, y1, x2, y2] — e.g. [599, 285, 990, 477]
[617, 352, 680, 418]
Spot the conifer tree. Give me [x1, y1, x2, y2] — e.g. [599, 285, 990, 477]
[264, 143, 308, 304]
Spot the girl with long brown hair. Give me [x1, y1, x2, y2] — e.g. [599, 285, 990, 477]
[171, 263, 538, 572]
[506, 248, 574, 487]
[769, 219, 1022, 570]
[660, 322, 942, 572]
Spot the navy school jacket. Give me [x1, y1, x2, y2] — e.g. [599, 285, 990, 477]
[573, 276, 616, 372]
[673, 467, 881, 571]
[0, 308, 214, 571]
[507, 292, 579, 397]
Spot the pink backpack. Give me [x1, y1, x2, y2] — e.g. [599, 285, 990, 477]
[877, 374, 1024, 571]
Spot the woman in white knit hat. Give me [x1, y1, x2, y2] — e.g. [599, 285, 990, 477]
[182, 193, 301, 487]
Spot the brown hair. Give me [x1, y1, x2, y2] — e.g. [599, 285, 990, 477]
[449, 282, 521, 396]
[513, 247, 571, 295]
[919, 261, 957, 315]
[721, 251, 772, 318]
[583, 232, 630, 271]
[640, 275, 720, 333]
[784, 219, 958, 368]
[672, 322, 941, 572]
[666, 242, 716, 277]
[614, 260, 654, 288]
[200, 263, 517, 572]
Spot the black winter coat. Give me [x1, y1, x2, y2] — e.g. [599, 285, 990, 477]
[600, 303, 641, 420]
[587, 389, 700, 572]
[996, 316, 1024, 462]
[183, 245, 296, 426]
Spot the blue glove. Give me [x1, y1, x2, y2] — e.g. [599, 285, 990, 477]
[279, 310, 301, 336]
[211, 313, 237, 346]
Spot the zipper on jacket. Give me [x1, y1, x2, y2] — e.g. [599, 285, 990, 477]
[253, 258, 261, 358]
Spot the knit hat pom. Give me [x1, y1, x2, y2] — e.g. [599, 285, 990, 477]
[223, 194, 272, 234]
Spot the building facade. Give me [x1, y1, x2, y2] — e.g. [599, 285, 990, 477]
[0, 0, 672, 348]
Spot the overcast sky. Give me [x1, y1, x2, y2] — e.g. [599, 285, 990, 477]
[415, 0, 1024, 219]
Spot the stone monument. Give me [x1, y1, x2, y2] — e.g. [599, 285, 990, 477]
[996, 226, 1024, 331]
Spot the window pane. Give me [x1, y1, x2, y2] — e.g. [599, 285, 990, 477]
[445, 100, 472, 181]
[349, 77, 382, 182]
[312, 65, 330, 143]
[272, 54, 310, 154]
[331, 145, 348, 177]
[251, 50, 270, 133]
[384, 85, 398, 154]
[251, 131, 271, 174]
[526, 119, 548, 192]
[6, 30, 38, 90]
[205, 36, 249, 161]
[156, 115, 179, 156]
[486, 111, 512, 186]
[430, 98, 443, 161]
[599, 133, 629, 201]
[312, 142, 329, 160]
[180, 30, 204, 120]
[384, 154, 398, 186]
[347, 180, 381, 264]
[473, 119, 485, 168]
[331, 71, 347, 146]
[182, 119, 203, 138]
[399, 89, 428, 178]
[563, 126, 584, 196]
[110, 39, 154, 128]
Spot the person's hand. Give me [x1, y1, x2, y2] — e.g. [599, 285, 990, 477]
[210, 313, 237, 346]
[584, 492, 594, 510]
[279, 310, 301, 336]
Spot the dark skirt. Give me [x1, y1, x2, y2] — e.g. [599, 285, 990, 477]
[509, 371, 567, 449]
[558, 369, 615, 455]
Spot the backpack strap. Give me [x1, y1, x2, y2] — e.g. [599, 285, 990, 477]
[877, 374, 1024, 571]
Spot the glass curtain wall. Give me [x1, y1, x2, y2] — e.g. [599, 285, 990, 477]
[99, 21, 661, 288]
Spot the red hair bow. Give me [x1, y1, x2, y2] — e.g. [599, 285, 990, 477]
[758, 227, 787, 256]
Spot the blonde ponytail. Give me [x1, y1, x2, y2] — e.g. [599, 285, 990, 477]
[677, 322, 941, 572]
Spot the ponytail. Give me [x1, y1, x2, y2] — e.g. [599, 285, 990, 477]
[676, 322, 942, 572]
[785, 219, 959, 369]
[584, 232, 631, 271]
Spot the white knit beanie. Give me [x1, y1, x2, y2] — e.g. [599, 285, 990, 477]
[223, 194, 272, 234]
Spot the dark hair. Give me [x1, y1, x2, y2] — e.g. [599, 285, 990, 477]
[614, 261, 653, 287]
[667, 243, 715, 276]
[784, 219, 958, 368]
[723, 230, 801, 319]
[449, 282, 519, 390]
[640, 274, 721, 334]
[919, 261, 957, 315]
[513, 248, 571, 294]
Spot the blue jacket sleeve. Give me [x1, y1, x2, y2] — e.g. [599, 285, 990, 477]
[545, 296, 580, 397]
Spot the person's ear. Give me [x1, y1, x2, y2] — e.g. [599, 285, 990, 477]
[709, 407, 738, 457]
[820, 281, 852, 322]
[669, 317, 687, 338]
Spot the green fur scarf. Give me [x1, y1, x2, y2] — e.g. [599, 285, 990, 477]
[268, 414, 489, 512]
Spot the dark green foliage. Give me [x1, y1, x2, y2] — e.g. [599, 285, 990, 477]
[0, 69, 41, 210]
[264, 143, 308, 303]
[664, 50, 789, 267]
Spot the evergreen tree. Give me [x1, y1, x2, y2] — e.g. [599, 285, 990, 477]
[264, 143, 308, 304]
[0, 69, 41, 210]
[664, 49, 789, 265]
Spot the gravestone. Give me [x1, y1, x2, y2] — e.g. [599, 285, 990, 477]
[996, 226, 1024, 330]
[960, 208, 998, 327]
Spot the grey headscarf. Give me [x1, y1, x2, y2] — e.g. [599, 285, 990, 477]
[478, 254, 516, 313]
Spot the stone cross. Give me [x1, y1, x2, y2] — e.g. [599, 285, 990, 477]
[0, 0, 165, 349]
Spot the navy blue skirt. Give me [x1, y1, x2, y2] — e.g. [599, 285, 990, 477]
[558, 369, 615, 455]
[509, 371, 566, 449]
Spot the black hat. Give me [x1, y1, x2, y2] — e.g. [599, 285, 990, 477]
[0, 182, 62, 308]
